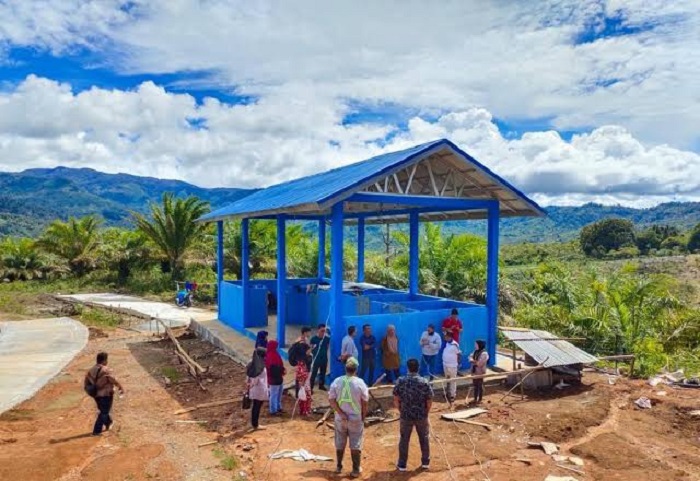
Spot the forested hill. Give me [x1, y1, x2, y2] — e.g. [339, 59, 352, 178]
[1, 166, 698, 242]
[0, 167, 254, 236]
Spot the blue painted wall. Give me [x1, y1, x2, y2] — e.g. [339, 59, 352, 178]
[219, 281, 267, 329]
[219, 278, 490, 383]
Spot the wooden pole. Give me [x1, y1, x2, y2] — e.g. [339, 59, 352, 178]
[596, 354, 635, 361]
[368, 365, 545, 392]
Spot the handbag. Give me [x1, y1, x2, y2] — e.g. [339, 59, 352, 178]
[242, 391, 252, 410]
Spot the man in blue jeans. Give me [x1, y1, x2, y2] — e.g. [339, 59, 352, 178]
[419, 324, 441, 380]
[85, 351, 124, 436]
[393, 358, 433, 471]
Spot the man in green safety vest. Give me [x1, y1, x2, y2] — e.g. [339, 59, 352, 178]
[328, 356, 369, 478]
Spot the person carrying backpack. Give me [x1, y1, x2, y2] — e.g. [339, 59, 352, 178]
[84, 351, 124, 436]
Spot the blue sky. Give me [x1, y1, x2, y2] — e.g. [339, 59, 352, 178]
[0, 0, 697, 206]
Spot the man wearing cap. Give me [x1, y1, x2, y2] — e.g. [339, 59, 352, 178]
[328, 357, 369, 478]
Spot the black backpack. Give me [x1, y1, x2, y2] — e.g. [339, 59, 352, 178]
[84, 366, 102, 398]
[288, 342, 303, 367]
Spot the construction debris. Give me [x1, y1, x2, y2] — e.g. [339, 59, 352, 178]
[173, 399, 235, 415]
[440, 408, 487, 421]
[315, 408, 332, 428]
[451, 418, 493, 430]
[268, 449, 333, 462]
[528, 441, 559, 455]
[556, 464, 585, 475]
[552, 455, 584, 466]
[634, 397, 652, 409]
[156, 319, 206, 379]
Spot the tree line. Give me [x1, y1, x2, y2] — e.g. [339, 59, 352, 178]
[0, 193, 698, 376]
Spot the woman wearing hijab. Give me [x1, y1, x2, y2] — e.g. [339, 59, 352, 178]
[469, 339, 489, 404]
[295, 344, 313, 416]
[255, 330, 269, 349]
[265, 340, 286, 415]
[381, 325, 401, 383]
[246, 347, 269, 429]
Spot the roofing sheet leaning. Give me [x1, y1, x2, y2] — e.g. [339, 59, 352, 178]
[500, 327, 598, 368]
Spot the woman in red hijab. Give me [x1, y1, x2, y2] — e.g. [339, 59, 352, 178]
[265, 340, 286, 415]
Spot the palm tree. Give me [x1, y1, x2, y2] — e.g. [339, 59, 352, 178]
[99, 228, 154, 284]
[133, 193, 210, 281]
[37, 216, 101, 276]
[0, 237, 46, 281]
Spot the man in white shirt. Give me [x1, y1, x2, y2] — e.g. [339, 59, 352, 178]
[329, 357, 368, 478]
[441, 331, 461, 403]
[340, 326, 359, 363]
[419, 324, 441, 381]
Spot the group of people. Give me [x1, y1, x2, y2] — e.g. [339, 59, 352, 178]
[246, 325, 331, 428]
[242, 308, 490, 476]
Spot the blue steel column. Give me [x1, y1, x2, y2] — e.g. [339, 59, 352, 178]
[241, 218, 250, 328]
[216, 221, 224, 315]
[486, 203, 500, 365]
[276, 216, 287, 346]
[409, 211, 419, 296]
[317, 218, 326, 279]
[357, 217, 365, 282]
[330, 203, 345, 379]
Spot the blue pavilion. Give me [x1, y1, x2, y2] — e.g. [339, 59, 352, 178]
[199, 138, 544, 379]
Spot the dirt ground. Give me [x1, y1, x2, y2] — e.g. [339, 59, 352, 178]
[1, 317, 699, 481]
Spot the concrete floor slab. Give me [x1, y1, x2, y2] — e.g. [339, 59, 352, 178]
[60, 293, 216, 331]
[0, 317, 88, 414]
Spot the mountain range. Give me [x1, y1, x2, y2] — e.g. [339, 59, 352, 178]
[1, 167, 698, 243]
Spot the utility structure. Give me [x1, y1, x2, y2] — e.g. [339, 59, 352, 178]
[199, 139, 545, 379]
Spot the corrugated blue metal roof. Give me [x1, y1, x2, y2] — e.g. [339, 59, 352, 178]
[199, 138, 544, 222]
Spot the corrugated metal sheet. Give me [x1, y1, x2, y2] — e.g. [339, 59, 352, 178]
[198, 138, 545, 222]
[501, 328, 598, 368]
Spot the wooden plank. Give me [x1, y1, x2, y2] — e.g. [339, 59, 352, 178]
[440, 408, 487, 420]
[156, 319, 206, 375]
[173, 399, 236, 415]
[451, 418, 492, 431]
[369, 365, 543, 392]
[315, 408, 332, 428]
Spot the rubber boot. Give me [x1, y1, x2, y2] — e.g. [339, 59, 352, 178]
[350, 450, 362, 478]
[335, 449, 344, 474]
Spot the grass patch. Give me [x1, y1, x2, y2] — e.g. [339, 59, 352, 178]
[212, 448, 238, 471]
[0, 293, 27, 316]
[220, 455, 238, 471]
[0, 409, 35, 422]
[77, 306, 121, 328]
[161, 366, 181, 383]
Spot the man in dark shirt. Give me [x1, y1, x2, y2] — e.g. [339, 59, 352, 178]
[86, 351, 124, 436]
[310, 324, 330, 392]
[359, 324, 377, 385]
[393, 358, 433, 471]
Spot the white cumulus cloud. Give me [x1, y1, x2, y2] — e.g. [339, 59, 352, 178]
[0, 76, 698, 207]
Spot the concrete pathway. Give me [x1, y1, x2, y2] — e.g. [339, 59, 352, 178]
[60, 293, 216, 331]
[0, 317, 88, 414]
